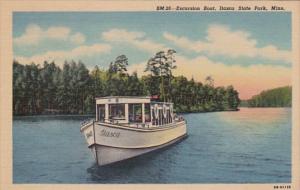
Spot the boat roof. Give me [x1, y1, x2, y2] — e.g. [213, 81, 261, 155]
[95, 96, 151, 100]
[95, 96, 172, 104]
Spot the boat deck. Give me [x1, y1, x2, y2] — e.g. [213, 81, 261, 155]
[80, 118, 186, 132]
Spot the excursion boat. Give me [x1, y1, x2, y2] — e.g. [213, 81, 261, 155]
[80, 96, 187, 166]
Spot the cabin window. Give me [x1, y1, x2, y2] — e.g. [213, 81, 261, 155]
[97, 104, 105, 122]
[158, 109, 162, 125]
[152, 109, 156, 125]
[167, 110, 171, 124]
[151, 104, 162, 126]
[129, 104, 142, 123]
[144, 103, 151, 122]
[109, 104, 125, 120]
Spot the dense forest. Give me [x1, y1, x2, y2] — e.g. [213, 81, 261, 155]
[13, 50, 240, 115]
[247, 86, 292, 107]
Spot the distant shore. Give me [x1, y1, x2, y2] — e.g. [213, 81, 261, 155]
[176, 108, 239, 114]
[13, 114, 94, 117]
[13, 108, 240, 117]
[13, 106, 295, 117]
[241, 86, 292, 108]
[13, 59, 240, 117]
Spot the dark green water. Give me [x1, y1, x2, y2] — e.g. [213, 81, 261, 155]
[13, 108, 291, 183]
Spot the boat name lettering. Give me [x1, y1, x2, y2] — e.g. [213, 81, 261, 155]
[100, 129, 120, 138]
[86, 131, 93, 139]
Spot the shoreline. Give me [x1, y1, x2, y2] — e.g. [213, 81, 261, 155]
[13, 109, 240, 117]
[13, 114, 94, 118]
[176, 108, 240, 114]
[12, 107, 292, 117]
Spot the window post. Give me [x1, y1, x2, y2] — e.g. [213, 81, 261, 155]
[125, 104, 129, 123]
[142, 103, 145, 123]
[105, 104, 109, 122]
[96, 104, 98, 121]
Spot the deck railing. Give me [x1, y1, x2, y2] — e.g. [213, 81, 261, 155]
[81, 119, 94, 127]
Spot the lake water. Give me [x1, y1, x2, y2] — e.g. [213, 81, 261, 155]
[13, 108, 291, 183]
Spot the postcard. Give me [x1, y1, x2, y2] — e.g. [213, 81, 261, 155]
[0, 0, 299, 190]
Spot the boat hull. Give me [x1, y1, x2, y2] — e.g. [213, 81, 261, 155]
[90, 134, 187, 166]
[81, 121, 187, 166]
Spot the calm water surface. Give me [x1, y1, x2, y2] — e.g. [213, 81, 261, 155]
[13, 108, 291, 183]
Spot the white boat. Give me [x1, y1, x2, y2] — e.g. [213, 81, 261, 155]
[80, 96, 187, 166]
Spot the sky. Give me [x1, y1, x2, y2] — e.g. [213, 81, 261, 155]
[13, 12, 292, 100]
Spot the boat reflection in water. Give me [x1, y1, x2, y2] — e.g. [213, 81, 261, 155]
[80, 96, 187, 166]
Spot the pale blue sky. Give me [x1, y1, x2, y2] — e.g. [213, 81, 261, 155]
[13, 12, 291, 68]
[13, 12, 292, 99]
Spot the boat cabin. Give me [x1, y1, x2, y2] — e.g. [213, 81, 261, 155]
[95, 96, 174, 128]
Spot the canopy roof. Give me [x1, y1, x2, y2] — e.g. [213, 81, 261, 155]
[95, 96, 151, 104]
[95, 96, 172, 105]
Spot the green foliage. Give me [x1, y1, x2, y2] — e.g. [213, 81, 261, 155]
[13, 52, 241, 115]
[108, 55, 128, 75]
[145, 50, 177, 102]
[169, 77, 240, 113]
[247, 86, 292, 107]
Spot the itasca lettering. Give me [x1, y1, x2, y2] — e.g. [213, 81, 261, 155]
[100, 129, 120, 138]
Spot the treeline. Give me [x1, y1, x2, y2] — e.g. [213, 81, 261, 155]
[13, 50, 240, 115]
[247, 86, 292, 107]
